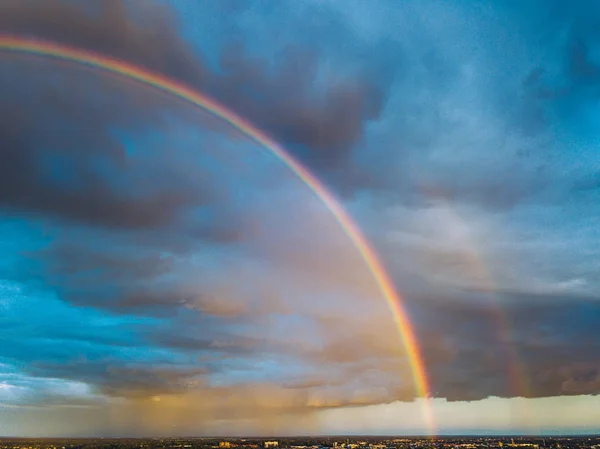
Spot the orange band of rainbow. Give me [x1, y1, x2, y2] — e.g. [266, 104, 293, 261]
[0, 35, 435, 434]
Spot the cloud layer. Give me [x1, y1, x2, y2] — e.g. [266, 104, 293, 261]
[1, 0, 600, 436]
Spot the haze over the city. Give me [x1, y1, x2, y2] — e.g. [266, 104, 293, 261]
[0, 0, 599, 438]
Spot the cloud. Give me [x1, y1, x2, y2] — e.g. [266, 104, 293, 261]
[0, 0, 387, 181]
[0, 59, 225, 231]
[409, 292, 600, 401]
[2, 0, 600, 437]
[0, 0, 206, 86]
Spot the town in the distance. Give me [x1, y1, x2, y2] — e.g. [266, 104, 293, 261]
[1, 436, 599, 449]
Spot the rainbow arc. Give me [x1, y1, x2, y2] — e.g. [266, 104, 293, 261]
[0, 35, 436, 434]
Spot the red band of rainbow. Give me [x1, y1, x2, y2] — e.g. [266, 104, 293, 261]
[0, 35, 435, 434]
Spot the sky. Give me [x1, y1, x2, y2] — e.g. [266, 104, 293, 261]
[1, 0, 600, 437]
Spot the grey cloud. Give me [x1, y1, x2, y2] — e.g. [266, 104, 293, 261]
[18, 237, 185, 315]
[0, 65, 220, 231]
[409, 291, 600, 401]
[144, 334, 255, 353]
[0, 0, 207, 86]
[4, 0, 600, 419]
[325, 1, 600, 208]
[0, 0, 387, 183]
[4, 0, 600, 215]
[28, 360, 209, 398]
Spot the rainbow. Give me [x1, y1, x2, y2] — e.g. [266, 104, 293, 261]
[0, 35, 435, 433]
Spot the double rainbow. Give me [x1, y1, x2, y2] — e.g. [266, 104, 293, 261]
[0, 35, 435, 434]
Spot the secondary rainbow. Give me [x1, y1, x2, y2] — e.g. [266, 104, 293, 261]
[419, 183, 536, 431]
[0, 35, 435, 434]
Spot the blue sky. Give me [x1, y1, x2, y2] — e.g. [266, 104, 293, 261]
[1, 0, 600, 437]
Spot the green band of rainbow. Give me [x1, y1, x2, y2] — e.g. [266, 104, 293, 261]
[0, 35, 435, 434]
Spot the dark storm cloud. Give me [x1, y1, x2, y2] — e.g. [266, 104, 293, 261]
[27, 359, 210, 398]
[3, 0, 600, 425]
[320, 0, 600, 209]
[142, 333, 256, 353]
[0, 0, 387, 178]
[0, 0, 207, 85]
[379, 0, 600, 395]
[20, 238, 210, 316]
[3, 0, 600, 217]
[0, 63, 220, 231]
[213, 42, 389, 169]
[410, 291, 600, 401]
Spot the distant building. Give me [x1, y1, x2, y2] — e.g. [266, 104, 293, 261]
[264, 442, 279, 448]
[220, 442, 231, 448]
